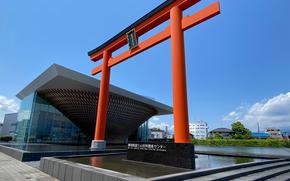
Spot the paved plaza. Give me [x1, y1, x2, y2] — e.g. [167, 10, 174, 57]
[0, 152, 57, 181]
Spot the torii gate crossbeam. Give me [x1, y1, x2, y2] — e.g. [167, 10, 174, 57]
[88, 0, 220, 150]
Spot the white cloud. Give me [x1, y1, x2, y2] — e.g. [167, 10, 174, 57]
[223, 92, 290, 131]
[0, 96, 19, 112]
[148, 121, 169, 129]
[151, 116, 159, 121]
[223, 105, 247, 122]
[0, 95, 19, 122]
[223, 111, 239, 121]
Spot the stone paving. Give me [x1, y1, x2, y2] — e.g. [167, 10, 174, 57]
[0, 152, 58, 181]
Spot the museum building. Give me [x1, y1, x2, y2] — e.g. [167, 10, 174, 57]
[15, 64, 172, 145]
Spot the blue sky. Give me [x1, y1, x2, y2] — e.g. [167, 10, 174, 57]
[1, 0, 290, 132]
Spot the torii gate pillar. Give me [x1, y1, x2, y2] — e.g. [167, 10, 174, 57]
[170, 6, 190, 143]
[91, 50, 111, 150]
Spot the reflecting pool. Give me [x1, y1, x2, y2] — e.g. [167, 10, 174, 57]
[64, 154, 265, 178]
[2, 143, 289, 157]
[195, 145, 290, 157]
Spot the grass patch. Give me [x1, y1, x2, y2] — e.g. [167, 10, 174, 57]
[192, 138, 290, 148]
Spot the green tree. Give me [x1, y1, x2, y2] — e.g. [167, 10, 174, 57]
[231, 121, 252, 139]
[213, 133, 224, 139]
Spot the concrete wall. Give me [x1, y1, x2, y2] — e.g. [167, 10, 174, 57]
[0, 145, 24, 161]
[40, 156, 286, 181]
[40, 157, 145, 181]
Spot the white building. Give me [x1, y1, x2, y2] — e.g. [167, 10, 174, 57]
[189, 121, 208, 139]
[264, 128, 283, 139]
[1, 113, 18, 137]
[149, 128, 166, 139]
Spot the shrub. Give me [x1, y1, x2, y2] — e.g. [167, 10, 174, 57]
[191, 138, 290, 148]
[213, 133, 224, 139]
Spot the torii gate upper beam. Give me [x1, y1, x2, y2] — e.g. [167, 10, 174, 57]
[88, 0, 201, 61]
[91, 2, 220, 75]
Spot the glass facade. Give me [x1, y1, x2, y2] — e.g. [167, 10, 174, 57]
[137, 121, 149, 141]
[15, 92, 89, 145]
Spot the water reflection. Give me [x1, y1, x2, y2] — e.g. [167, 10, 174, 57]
[65, 154, 265, 178]
[2, 143, 289, 156]
[195, 154, 258, 170]
[67, 154, 189, 178]
[90, 156, 103, 167]
[196, 145, 290, 157]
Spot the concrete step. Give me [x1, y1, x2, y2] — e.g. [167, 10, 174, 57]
[266, 171, 290, 181]
[212, 161, 290, 181]
[187, 161, 290, 181]
[232, 165, 290, 181]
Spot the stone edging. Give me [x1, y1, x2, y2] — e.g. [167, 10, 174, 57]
[40, 156, 146, 181]
[0, 144, 26, 161]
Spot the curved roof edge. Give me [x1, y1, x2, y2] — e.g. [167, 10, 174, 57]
[16, 64, 172, 115]
[210, 128, 233, 133]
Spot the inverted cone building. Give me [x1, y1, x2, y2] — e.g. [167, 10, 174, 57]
[15, 64, 172, 144]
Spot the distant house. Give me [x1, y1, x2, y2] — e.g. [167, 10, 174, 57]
[264, 128, 283, 139]
[251, 132, 270, 139]
[209, 128, 233, 139]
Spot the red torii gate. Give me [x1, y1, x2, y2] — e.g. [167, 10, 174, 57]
[88, 0, 220, 150]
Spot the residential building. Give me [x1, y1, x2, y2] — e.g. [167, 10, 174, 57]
[264, 128, 283, 139]
[209, 128, 233, 139]
[189, 121, 208, 139]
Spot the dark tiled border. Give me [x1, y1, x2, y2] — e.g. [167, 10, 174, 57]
[0, 144, 126, 161]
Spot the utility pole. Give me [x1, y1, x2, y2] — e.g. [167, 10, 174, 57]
[257, 122, 260, 139]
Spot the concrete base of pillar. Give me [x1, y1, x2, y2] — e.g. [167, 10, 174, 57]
[90, 140, 106, 151]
